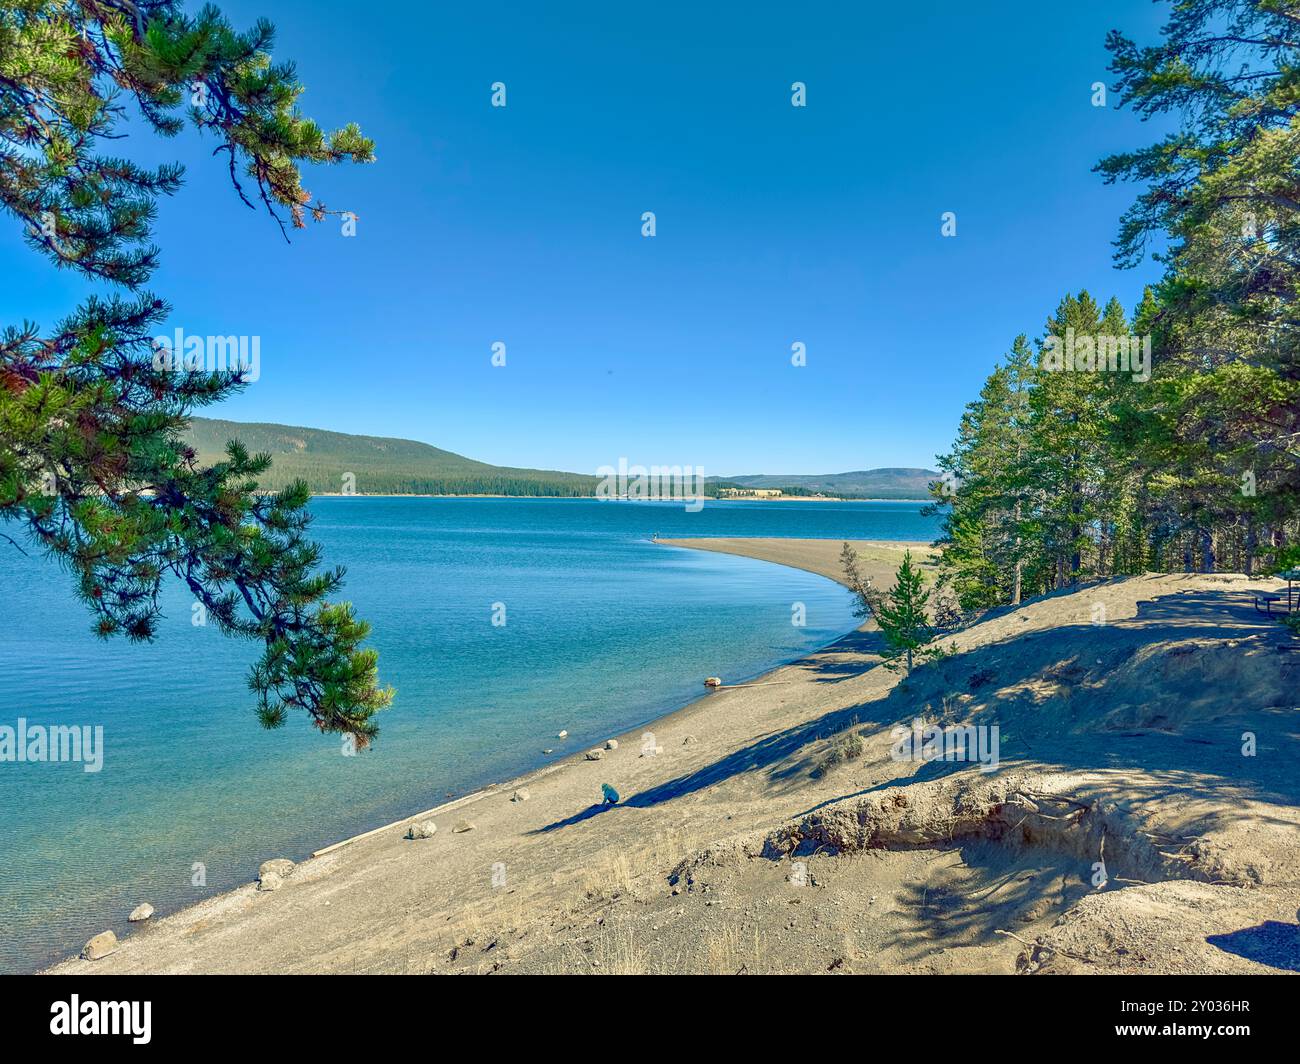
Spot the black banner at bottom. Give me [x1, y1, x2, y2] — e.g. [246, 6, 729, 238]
[0, 972, 1289, 1050]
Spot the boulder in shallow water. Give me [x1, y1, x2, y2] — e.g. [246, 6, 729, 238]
[257, 871, 284, 892]
[83, 931, 118, 960]
[258, 858, 295, 881]
[128, 903, 154, 923]
[406, 821, 437, 840]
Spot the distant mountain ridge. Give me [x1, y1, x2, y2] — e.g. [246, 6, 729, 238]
[183, 418, 938, 499]
[714, 469, 938, 499]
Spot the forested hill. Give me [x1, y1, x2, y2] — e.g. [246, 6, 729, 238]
[184, 418, 939, 499]
[183, 418, 601, 496]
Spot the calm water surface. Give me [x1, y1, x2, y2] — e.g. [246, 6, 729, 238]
[0, 497, 939, 971]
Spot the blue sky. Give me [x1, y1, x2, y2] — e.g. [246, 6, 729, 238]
[4, 0, 1170, 475]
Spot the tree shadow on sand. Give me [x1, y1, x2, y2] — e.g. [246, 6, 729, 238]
[530, 801, 615, 834]
[876, 843, 1091, 965]
[800, 628, 889, 683]
[1206, 922, 1300, 972]
[530, 585, 1299, 836]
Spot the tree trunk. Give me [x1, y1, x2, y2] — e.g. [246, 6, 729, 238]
[1199, 529, 1215, 574]
[1011, 501, 1023, 605]
[1069, 488, 1082, 583]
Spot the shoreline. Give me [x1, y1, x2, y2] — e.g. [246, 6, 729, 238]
[44, 537, 927, 974]
[46, 546, 1299, 974]
[216, 540, 930, 865]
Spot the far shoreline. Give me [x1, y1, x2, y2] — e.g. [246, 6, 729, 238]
[305, 493, 937, 504]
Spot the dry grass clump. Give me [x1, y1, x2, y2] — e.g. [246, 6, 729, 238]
[812, 729, 864, 778]
[702, 924, 767, 975]
[579, 851, 635, 898]
[576, 825, 691, 899]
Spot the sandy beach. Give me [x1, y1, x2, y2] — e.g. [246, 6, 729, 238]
[48, 539, 1300, 975]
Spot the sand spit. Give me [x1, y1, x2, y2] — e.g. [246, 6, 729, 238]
[48, 541, 1300, 975]
[654, 537, 937, 585]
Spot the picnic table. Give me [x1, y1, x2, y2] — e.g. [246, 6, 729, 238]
[1282, 569, 1300, 611]
[1257, 568, 1300, 615]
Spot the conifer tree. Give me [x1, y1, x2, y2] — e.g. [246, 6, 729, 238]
[916, 2, 1300, 613]
[928, 335, 1040, 609]
[0, 1, 391, 743]
[1098, 0, 1300, 574]
[875, 551, 933, 675]
[1027, 291, 1125, 587]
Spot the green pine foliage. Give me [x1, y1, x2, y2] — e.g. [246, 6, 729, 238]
[0, 1, 390, 744]
[932, 0, 1300, 613]
[875, 550, 935, 675]
[926, 334, 1040, 610]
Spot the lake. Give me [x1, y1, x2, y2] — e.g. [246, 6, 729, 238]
[0, 497, 940, 971]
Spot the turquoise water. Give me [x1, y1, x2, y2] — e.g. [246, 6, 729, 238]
[0, 497, 939, 972]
